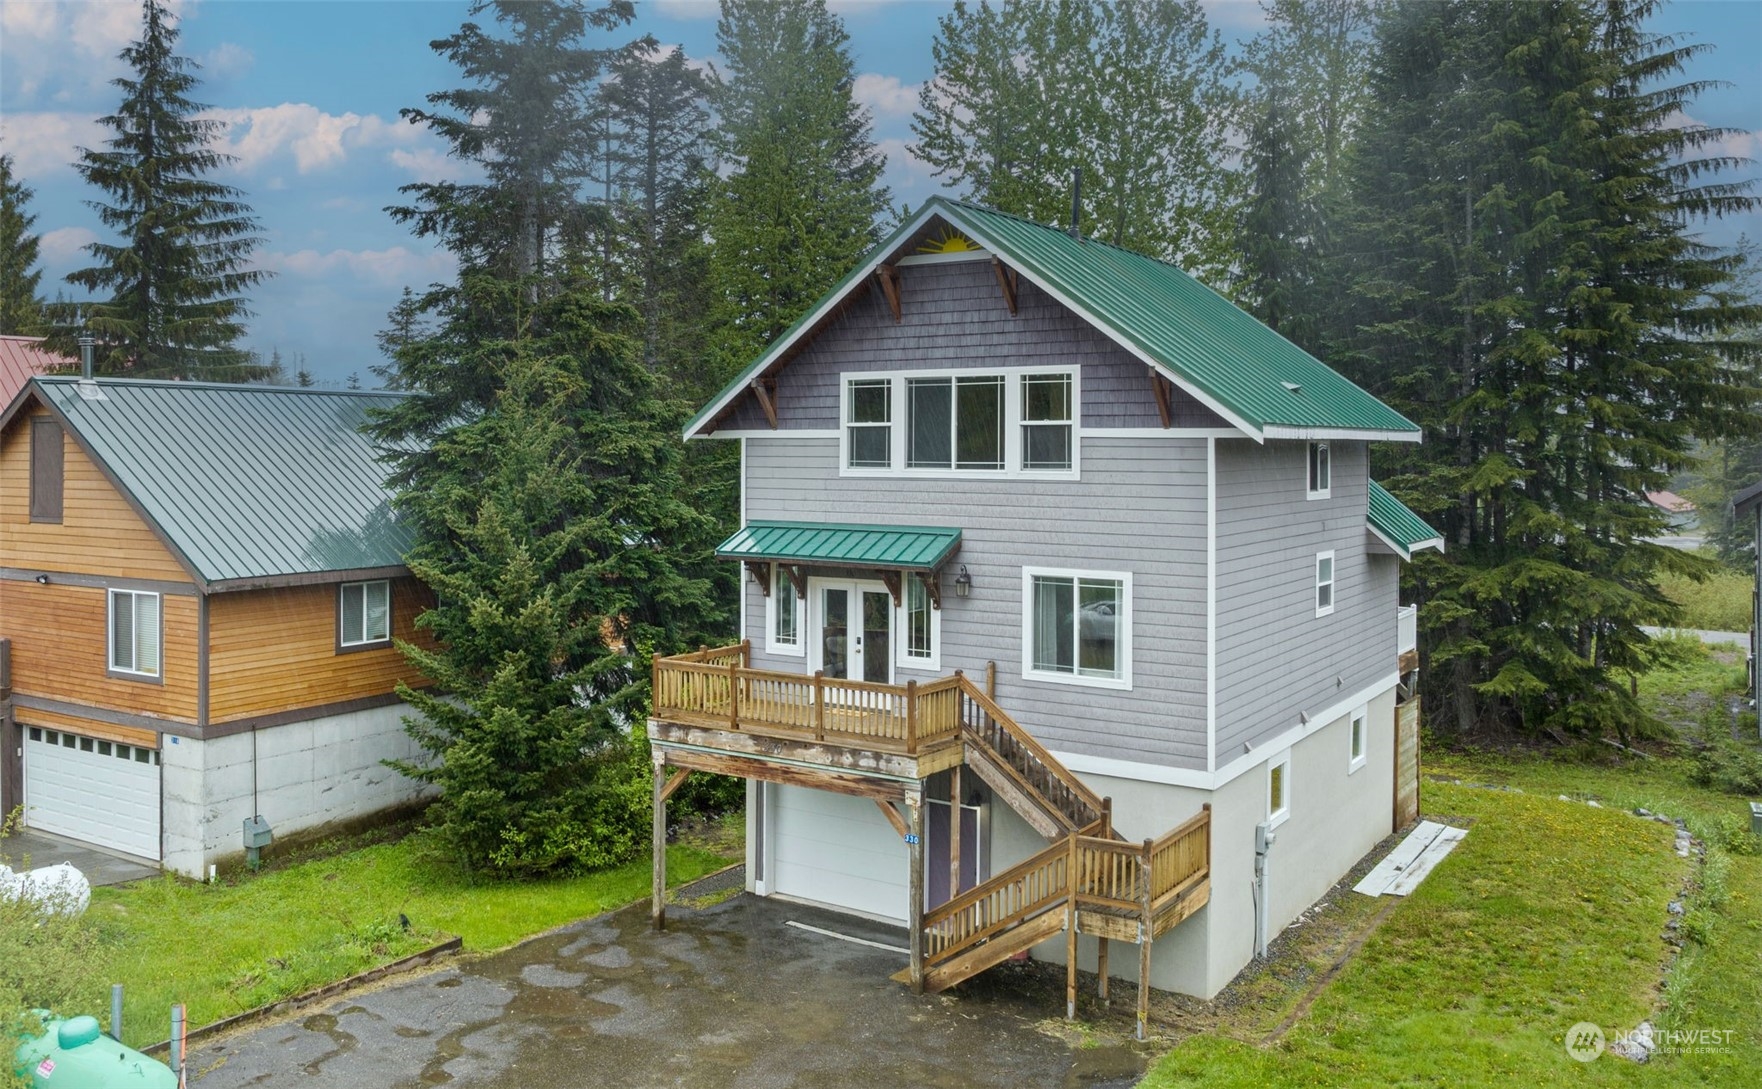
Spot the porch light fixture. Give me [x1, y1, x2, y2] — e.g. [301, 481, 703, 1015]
[954, 565, 972, 598]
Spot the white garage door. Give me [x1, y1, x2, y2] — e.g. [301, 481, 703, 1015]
[23, 725, 161, 860]
[768, 784, 909, 923]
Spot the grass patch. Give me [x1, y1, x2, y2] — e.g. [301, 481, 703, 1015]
[1632, 633, 1746, 727]
[1141, 749, 1762, 1086]
[1657, 567, 1752, 633]
[89, 821, 740, 1050]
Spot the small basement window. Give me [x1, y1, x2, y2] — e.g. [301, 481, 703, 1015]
[1349, 707, 1367, 773]
[1268, 751, 1292, 828]
[339, 579, 392, 649]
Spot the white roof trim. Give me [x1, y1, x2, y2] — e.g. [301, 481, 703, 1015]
[1264, 425, 1422, 443]
[1368, 521, 1445, 561]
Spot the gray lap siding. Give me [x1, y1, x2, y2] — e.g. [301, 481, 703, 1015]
[742, 434, 1209, 770]
[1213, 439, 1398, 758]
[715, 258, 1227, 434]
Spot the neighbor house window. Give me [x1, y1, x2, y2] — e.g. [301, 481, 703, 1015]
[1315, 551, 1335, 617]
[1021, 372, 1073, 470]
[900, 575, 939, 669]
[1349, 707, 1367, 773]
[846, 379, 892, 468]
[108, 589, 161, 679]
[339, 579, 392, 648]
[767, 566, 803, 655]
[1268, 751, 1292, 827]
[1023, 568, 1130, 688]
[1308, 442, 1331, 499]
[30, 417, 64, 523]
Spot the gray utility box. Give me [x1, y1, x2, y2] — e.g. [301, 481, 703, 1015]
[243, 815, 274, 850]
[1751, 802, 1762, 838]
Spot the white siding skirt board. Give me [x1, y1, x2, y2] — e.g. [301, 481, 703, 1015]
[1353, 820, 1468, 897]
[23, 729, 161, 860]
[767, 784, 909, 924]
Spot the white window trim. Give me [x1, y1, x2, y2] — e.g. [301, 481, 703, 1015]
[1267, 750, 1292, 828]
[1348, 706, 1368, 774]
[765, 566, 805, 657]
[1020, 566, 1132, 691]
[1307, 441, 1331, 500]
[107, 588, 162, 679]
[896, 575, 941, 672]
[838, 365, 1080, 480]
[339, 579, 393, 648]
[1315, 551, 1336, 617]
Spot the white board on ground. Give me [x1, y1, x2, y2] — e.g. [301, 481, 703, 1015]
[1353, 820, 1446, 897]
[1386, 825, 1467, 896]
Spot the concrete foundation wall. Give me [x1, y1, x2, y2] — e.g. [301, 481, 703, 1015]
[161, 703, 433, 877]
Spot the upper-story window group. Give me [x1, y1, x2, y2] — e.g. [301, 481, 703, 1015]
[843, 367, 1076, 476]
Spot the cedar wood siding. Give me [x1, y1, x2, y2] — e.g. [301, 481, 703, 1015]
[744, 434, 1209, 768]
[714, 258, 1230, 433]
[1, 408, 200, 734]
[207, 578, 434, 723]
[1213, 438, 1399, 758]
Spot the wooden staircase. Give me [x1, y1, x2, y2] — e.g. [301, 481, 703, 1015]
[909, 674, 1212, 1039]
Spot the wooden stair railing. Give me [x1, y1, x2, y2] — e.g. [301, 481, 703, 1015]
[955, 675, 1112, 839]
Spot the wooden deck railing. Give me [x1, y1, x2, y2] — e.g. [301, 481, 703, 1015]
[651, 643, 963, 754]
[1071, 805, 1211, 911]
[924, 834, 1070, 965]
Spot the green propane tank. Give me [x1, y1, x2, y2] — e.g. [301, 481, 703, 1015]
[13, 1013, 177, 1088]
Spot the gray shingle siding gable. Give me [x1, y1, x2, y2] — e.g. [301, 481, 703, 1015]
[743, 434, 1210, 771]
[715, 258, 1227, 433]
[1213, 439, 1398, 758]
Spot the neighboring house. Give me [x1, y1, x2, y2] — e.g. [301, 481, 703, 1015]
[0, 376, 433, 876]
[0, 335, 73, 405]
[1645, 490, 1698, 534]
[646, 198, 1442, 1027]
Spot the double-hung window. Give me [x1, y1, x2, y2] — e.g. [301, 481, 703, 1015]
[846, 379, 892, 468]
[1023, 568, 1130, 688]
[1315, 552, 1335, 617]
[108, 589, 161, 679]
[1307, 442, 1331, 499]
[339, 579, 392, 648]
[842, 367, 1078, 475]
[1021, 373, 1073, 470]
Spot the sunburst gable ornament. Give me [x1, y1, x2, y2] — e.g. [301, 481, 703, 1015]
[917, 227, 981, 254]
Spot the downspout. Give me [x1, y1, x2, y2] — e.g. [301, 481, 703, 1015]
[1254, 820, 1277, 960]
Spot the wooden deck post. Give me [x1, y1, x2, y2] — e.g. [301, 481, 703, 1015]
[907, 783, 926, 994]
[905, 679, 919, 754]
[949, 765, 963, 899]
[1065, 830, 1080, 1020]
[1137, 838, 1154, 1041]
[813, 670, 826, 741]
[651, 753, 669, 931]
[1097, 938, 1110, 1003]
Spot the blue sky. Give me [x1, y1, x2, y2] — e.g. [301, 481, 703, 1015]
[3, 0, 1759, 387]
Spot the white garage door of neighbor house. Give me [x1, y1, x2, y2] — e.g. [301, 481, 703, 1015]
[23, 726, 162, 860]
[768, 784, 908, 924]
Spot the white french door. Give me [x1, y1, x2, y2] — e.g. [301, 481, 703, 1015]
[812, 579, 894, 685]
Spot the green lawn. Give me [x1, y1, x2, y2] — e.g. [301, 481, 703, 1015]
[1142, 754, 1761, 1087]
[86, 823, 738, 1050]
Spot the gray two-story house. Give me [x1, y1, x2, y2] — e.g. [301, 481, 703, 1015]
[645, 198, 1441, 1031]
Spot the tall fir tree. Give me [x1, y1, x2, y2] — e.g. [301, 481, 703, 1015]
[62, 0, 270, 380]
[0, 153, 47, 335]
[1339, 0, 1761, 742]
[912, 0, 1240, 276]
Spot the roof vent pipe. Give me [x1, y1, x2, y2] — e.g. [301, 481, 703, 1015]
[1068, 168, 1082, 240]
[78, 331, 94, 380]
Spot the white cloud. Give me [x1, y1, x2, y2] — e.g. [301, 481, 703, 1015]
[38, 226, 98, 265]
[259, 245, 455, 288]
[853, 73, 919, 119]
[876, 136, 937, 191]
[388, 146, 459, 185]
[1200, 0, 1269, 31]
[1665, 109, 1761, 163]
[3, 0, 191, 102]
[0, 111, 103, 177]
[201, 41, 255, 81]
[203, 103, 419, 174]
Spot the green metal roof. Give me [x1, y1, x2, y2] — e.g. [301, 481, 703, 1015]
[12, 377, 412, 588]
[1367, 481, 1444, 560]
[687, 196, 1420, 442]
[717, 521, 962, 569]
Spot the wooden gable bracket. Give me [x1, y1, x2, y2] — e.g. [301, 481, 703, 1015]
[746, 560, 773, 596]
[991, 257, 1019, 316]
[918, 570, 942, 611]
[1148, 368, 1174, 429]
[874, 798, 910, 839]
[876, 264, 903, 324]
[750, 377, 779, 430]
[784, 564, 807, 599]
[879, 570, 903, 608]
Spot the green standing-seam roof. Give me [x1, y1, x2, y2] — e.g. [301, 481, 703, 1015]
[717, 521, 962, 570]
[687, 196, 1420, 442]
[9, 376, 413, 588]
[1367, 481, 1445, 561]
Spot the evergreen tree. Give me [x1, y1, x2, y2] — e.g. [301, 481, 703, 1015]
[704, 0, 890, 383]
[0, 153, 46, 335]
[294, 366, 315, 388]
[912, 0, 1240, 275]
[62, 0, 270, 380]
[1340, 0, 1761, 742]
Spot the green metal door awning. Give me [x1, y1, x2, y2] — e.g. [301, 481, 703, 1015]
[717, 521, 962, 571]
[1367, 481, 1445, 561]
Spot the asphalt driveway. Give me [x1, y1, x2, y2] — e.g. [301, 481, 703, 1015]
[186, 888, 1145, 1088]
